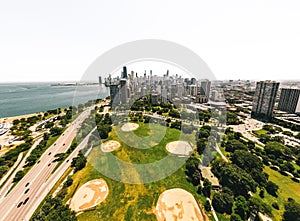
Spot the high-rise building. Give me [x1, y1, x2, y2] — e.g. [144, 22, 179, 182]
[251, 80, 279, 120]
[200, 79, 211, 99]
[121, 66, 128, 79]
[278, 88, 300, 113]
[120, 79, 127, 104]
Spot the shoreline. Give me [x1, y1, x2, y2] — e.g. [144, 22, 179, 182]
[0, 112, 43, 124]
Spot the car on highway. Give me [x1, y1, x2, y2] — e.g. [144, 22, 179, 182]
[48, 163, 51, 167]
[23, 197, 29, 205]
[17, 202, 23, 208]
[63, 143, 65, 146]
[25, 182, 30, 187]
[24, 188, 29, 194]
[48, 152, 51, 155]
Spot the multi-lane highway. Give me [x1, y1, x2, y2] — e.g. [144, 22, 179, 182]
[0, 106, 95, 221]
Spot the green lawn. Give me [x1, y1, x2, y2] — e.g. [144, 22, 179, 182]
[64, 123, 215, 221]
[253, 166, 300, 221]
[253, 129, 269, 136]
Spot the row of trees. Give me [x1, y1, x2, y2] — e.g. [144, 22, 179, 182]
[0, 142, 32, 179]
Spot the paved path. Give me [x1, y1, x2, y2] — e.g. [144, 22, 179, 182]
[206, 198, 219, 221]
[0, 153, 23, 189]
[215, 143, 228, 162]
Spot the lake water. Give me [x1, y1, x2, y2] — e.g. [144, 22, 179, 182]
[0, 83, 109, 118]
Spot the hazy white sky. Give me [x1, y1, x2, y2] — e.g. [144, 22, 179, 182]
[0, 0, 300, 82]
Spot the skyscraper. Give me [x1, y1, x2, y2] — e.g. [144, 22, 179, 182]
[251, 80, 279, 120]
[278, 88, 300, 113]
[200, 79, 211, 99]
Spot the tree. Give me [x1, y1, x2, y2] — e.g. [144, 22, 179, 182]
[231, 150, 263, 173]
[259, 189, 265, 198]
[264, 142, 285, 159]
[266, 181, 279, 197]
[230, 213, 242, 221]
[272, 202, 279, 210]
[202, 179, 212, 198]
[283, 200, 300, 221]
[13, 170, 25, 183]
[247, 140, 255, 149]
[0, 166, 9, 178]
[215, 163, 257, 196]
[231, 150, 267, 186]
[50, 127, 63, 136]
[43, 132, 50, 140]
[185, 156, 200, 177]
[212, 192, 234, 214]
[71, 151, 87, 173]
[191, 169, 202, 186]
[64, 176, 73, 187]
[196, 138, 207, 155]
[233, 196, 248, 220]
[248, 197, 272, 217]
[226, 112, 241, 125]
[225, 139, 247, 153]
[204, 200, 211, 211]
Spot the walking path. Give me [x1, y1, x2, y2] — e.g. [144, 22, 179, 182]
[0, 152, 23, 188]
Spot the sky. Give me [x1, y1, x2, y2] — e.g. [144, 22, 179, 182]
[0, 0, 300, 82]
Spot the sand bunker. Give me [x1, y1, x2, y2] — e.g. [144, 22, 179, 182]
[166, 141, 193, 155]
[121, 122, 139, 132]
[155, 188, 209, 221]
[101, 140, 120, 152]
[70, 179, 109, 213]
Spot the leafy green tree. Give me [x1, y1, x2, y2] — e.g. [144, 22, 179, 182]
[191, 169, 202, 186]
[216, 163, 257, 196]
[202, 179, 212, 198]
[212, 192, 234, 214]
[266, 181, 279, 197]
[204, 200, 211, 211]
[64, 176, 73, 187]
[50, 127, 63, 136]
[233, 196, 249, 220]
[230, 213, 242, 221]
[259, 189, 265, 198]
[248, 197, 272, 217]
[196, 138, 207, 155]
[71, 151, 87, 173]
[13, 170, 25, 182]
[225, 139, 247, 153]
[0, 166, 9, 178]
[283, 200, 300, 221]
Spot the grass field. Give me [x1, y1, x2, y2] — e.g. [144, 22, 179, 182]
[64, 123, 215, 221]
[253, 166, 300, 221]
[252, 129, 269, 136]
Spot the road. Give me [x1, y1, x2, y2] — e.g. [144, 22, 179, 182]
[0, 138, 43, 201]
[19, 127, 97, 221]
[0, 106, 94, 221]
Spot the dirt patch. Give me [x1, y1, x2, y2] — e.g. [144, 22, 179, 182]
[166, 141, 193, 156]
[70, 179, 109, 213]
[155, 188, 209, 221]
[101, 140, 121, 152]
[121, 122, 139, 132]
